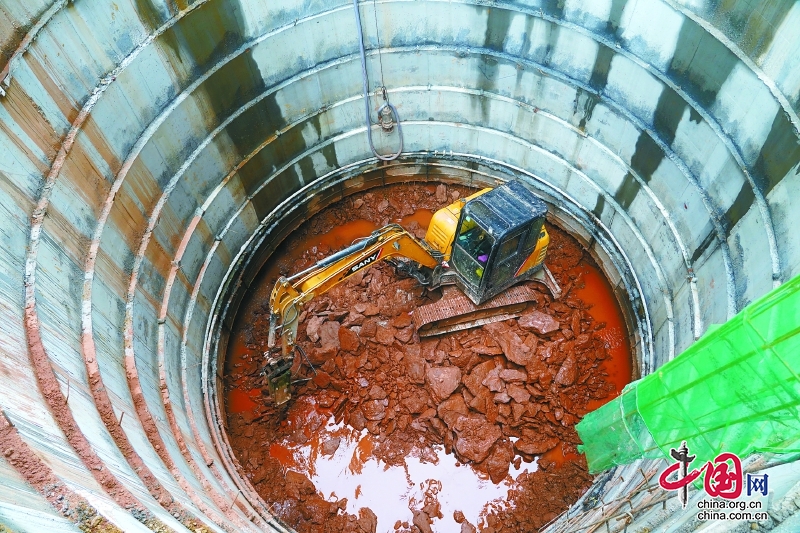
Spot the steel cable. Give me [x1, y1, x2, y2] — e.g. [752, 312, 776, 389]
[352, 0, 403, 161]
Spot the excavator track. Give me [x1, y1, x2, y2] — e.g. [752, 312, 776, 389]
[412, 266, 561, 337]
[413, 284, 540, 337]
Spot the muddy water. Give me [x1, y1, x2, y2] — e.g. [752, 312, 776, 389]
[539, 261, 631, 467]
[397, 209, 435, 229]
[570, 263, 631, 406]
[223, 183, 632, 533]
[266, 397, 534, 532]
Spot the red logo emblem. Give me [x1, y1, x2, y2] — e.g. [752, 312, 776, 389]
[658, 441, 743, 506]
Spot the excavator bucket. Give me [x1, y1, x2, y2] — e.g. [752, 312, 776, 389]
[412, 265, 561, 337]
[264, 352, 293, 406]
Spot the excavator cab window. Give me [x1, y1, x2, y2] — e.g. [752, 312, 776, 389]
[523, 222, 545, 250]
[452, 201, 505, 290]
[496, 232, 523, 261]
[453, 214, 495, 285]
[488, 229, 525, 288]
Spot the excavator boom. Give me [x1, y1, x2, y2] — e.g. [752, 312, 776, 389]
[264, 224, 440, 404]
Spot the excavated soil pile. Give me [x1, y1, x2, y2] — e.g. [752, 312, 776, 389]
[224, 183, 628, 533]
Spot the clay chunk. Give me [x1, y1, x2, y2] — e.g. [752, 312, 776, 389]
[555, 354, 577, 386]
[306, 315, 325, 342]
[284, 470, 316, 499]
[426, 366, 462, 401]
[483, 438, 514, 483]
[321, 437, 341, 456]
[375, 324, 397, 345]
[463, 360, 496, 396]
[318, 321, 341, 355]
[507, 383, 531, 403]
[519, 310, 560, 334]
[438, 394, 470, 428]
[413, 510, 434, 533]
[499, 369, 527, 383]
[405, 352, 427, 384]
[481, 368, 505, 392]
[453, 415, 502, 463]
[362, 399, 388, 421]
[358, 507, 378, 533]
[338, 327, 360, 352]
[484, 322, 534, 366]
[515, 434, 560, 455]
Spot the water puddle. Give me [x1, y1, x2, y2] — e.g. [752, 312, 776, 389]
[396, 208, 435, 229]
[269, 398, 535, 532]
[312, 219, 380, 250]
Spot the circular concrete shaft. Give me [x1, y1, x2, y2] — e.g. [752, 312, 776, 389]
[0, 0, 798, 532]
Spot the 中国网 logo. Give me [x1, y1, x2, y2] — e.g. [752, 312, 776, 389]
[658, 441, 769, 514]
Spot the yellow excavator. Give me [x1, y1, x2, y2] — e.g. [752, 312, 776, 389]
[265, 180, 561, 404]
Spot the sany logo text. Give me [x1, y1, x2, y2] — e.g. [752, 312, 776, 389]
[349, 249, 382, 275]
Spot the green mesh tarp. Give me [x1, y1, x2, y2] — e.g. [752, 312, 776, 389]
[577, 274, 800, 473]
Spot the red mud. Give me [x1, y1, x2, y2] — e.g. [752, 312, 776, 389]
[224, 182, 631, 533]
[0, 413, 124, 532]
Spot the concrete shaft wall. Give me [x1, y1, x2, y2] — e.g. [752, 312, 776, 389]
[0, 0, 798, 532]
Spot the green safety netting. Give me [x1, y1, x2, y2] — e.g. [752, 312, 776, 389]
[577, 273, 800, 473]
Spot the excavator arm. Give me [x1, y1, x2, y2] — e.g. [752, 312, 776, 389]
[264, 224, 440, 404]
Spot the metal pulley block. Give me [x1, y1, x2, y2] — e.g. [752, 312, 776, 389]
[378, 104, 395, 132]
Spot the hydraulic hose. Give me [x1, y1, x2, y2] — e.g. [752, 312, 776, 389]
[352, 0, 403, 161]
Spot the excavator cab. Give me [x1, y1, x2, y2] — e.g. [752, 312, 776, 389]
[449, 180, 549, 304]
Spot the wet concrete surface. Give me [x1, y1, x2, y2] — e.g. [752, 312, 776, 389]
[223, 183, 631, 533]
